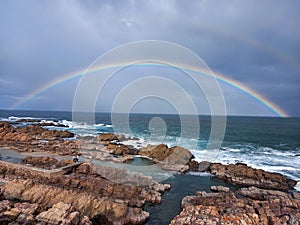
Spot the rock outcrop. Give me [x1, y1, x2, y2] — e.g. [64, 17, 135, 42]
[36, 202, 80, 225]
[0, 160, 170, 224]
[98, 133, 118, 142]
[139, 144, 193, 172]
[170, 187, 300, 225]
[209, 162, 297, 191]
[20, 156, 59, 169]
[0, 122, 77, 155]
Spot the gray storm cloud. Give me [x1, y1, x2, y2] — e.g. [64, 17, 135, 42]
[0, 0, 299, 116]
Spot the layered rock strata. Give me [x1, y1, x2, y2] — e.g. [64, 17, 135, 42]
[0, 161, 170, 224]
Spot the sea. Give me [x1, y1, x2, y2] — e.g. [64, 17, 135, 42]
[0, 110, 299, 224]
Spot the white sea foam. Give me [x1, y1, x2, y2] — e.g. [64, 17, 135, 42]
[228, 148, 241, 152]
[295, 182, 300, 192]
[188, 171, 212, 177]
[8, 116, 19, 121]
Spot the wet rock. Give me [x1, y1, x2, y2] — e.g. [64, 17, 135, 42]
[16, 119, 41, 123]
[39, 122, 68, 127]
[209, 162, 297, 191]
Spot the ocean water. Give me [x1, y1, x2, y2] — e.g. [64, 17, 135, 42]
[0, 110, 299, 185]
[1, 110, 299, 224]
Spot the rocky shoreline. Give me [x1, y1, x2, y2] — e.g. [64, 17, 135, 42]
[0, 120, 299, 224]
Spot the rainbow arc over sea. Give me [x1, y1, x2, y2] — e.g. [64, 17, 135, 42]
[11, 62, 289, 117]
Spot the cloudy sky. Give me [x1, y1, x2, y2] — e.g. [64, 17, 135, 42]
[0, 0, 299, 116]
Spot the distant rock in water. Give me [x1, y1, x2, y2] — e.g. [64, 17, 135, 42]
[295, 154, 300, 157]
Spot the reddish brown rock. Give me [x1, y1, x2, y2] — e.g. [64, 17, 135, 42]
[56, 159, 74, 168]
[170, 190, 300, 225]
[105, 143, 138, 156]
[139, 144, 170, 161]
[139, 144, 193, 172]
[188, 160, 200, 171]
[0, 122, 76, 155]
[36, 202, 80, 225]
[98, 133, 118, 142]
[20, 156, 58, 169]
[209, 162, 297, 191]
[0, 161, 170, 224]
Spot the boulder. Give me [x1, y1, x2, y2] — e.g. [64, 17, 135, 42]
[139, 144, 193, 172]
[198, 161, 211, 172]
[139, 144, 170, 161]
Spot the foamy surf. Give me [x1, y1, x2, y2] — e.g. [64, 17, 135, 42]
[295, 182, 300, 192]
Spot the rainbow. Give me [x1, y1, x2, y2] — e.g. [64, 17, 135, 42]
[11, 62, 289, 117]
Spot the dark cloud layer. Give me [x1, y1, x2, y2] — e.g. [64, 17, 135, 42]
[0, 0, 299, 116]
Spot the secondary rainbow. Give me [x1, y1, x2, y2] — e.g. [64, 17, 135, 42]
[11, 63, 289, 117]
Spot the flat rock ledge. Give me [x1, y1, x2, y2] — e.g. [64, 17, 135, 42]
[0, 161, 170, 225]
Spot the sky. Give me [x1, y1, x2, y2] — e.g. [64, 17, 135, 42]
[0, 0, 300, 117]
